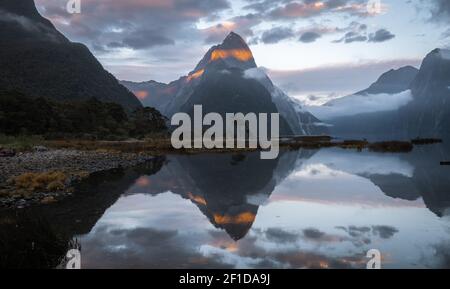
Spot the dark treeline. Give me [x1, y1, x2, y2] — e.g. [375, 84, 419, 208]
[0, 90, 168, 140]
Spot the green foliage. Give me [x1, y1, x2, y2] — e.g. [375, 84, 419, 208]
[0, 134, 44, 150]
[0, 90, 167, 139]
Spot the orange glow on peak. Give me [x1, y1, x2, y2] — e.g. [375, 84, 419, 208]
[187, 192, 207, 206]
[134, 90, 148, 100]
[187, 69, 205, 82]
[213, 212, 256, 225]
[210, 49, 253, 62]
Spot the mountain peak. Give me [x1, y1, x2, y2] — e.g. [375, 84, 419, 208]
[437, 49, 450, 60]
[410, 48, 450, 96]
[426, 48, 450, 60]
[354, 65, 418, 95]
[0, 0, 142, 111]
[222, 31, 248, 47]
[192, 32, 256, 73]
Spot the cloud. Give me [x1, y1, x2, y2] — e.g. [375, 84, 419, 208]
[202, 227, 369, 269]
[265, 228, 299, 243]
[202, 14, 261, 44]
[299, 31, 322, 43]
[36, 0, 231, 52]
[253, 23, 344, 45]
[260, 27, 294, 44]
[114, 29, 175, 49]
[333, 28, 367, 43]
[307, 90, 413, 120]
[339, 31, 367, 43]
[266, 0, 370, 20]
[371, 226, 399, 239]
[303, 228, 325, 239]
[431, 241, 450, 268]
[111, 227, 178, 247]
[426, 0, 450, 23]
[332, 22, 370, 43]
[82, 225, 234, 269]
[243, 67, 268, 80]
[337, 225, 399, 240]
[368, 29, 396, 43]
[334, 225, 399, 248]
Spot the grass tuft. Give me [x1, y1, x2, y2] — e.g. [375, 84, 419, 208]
[11, 171, 67, 193]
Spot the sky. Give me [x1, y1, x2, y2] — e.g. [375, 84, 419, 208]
[34, 0, 450, 102]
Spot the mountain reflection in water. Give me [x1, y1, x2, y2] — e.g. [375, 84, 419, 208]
[1, 145, 450, 269]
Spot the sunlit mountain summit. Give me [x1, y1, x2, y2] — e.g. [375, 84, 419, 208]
[122, 32, 327, 136]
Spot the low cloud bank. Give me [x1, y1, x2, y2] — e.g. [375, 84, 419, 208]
[307, 90, 413, 121]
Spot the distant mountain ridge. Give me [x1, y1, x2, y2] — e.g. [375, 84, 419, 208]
[323, 66, 418, 109]
[326, 48, 450, 138]
[355, 66, 419, 95]
[0, 0, 142, 111]
[122, 32, 326, 136]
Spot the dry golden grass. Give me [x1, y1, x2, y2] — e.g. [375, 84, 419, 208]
[11, 171, 67, 193]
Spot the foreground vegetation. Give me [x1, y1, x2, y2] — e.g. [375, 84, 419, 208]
[1, 135, 440, 155]
[0, 135, 45, 151]
[0, 90, 168, 140]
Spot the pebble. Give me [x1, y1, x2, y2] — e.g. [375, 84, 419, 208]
[0, 149, 154, 208]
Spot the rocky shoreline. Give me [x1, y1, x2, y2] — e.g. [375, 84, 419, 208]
[0, 148, 156, 209]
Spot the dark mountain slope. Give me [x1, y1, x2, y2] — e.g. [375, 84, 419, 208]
[355, 66, 418, 95]
[0, 0, 142, 111]
[326, 49, 450, 139]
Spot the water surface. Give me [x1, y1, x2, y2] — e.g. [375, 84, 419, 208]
[1, 145, 450, 269]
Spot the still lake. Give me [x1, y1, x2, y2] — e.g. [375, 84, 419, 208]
[1, 144, 450, 269]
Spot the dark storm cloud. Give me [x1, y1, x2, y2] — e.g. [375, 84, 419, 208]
[260, 27, 295, 44]
[36, 0, 231, 52]
[299, 31, 322, 43]
[368, 29, 396, 42]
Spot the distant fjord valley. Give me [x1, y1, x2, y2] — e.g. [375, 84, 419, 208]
[0, 0, 449, 207]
